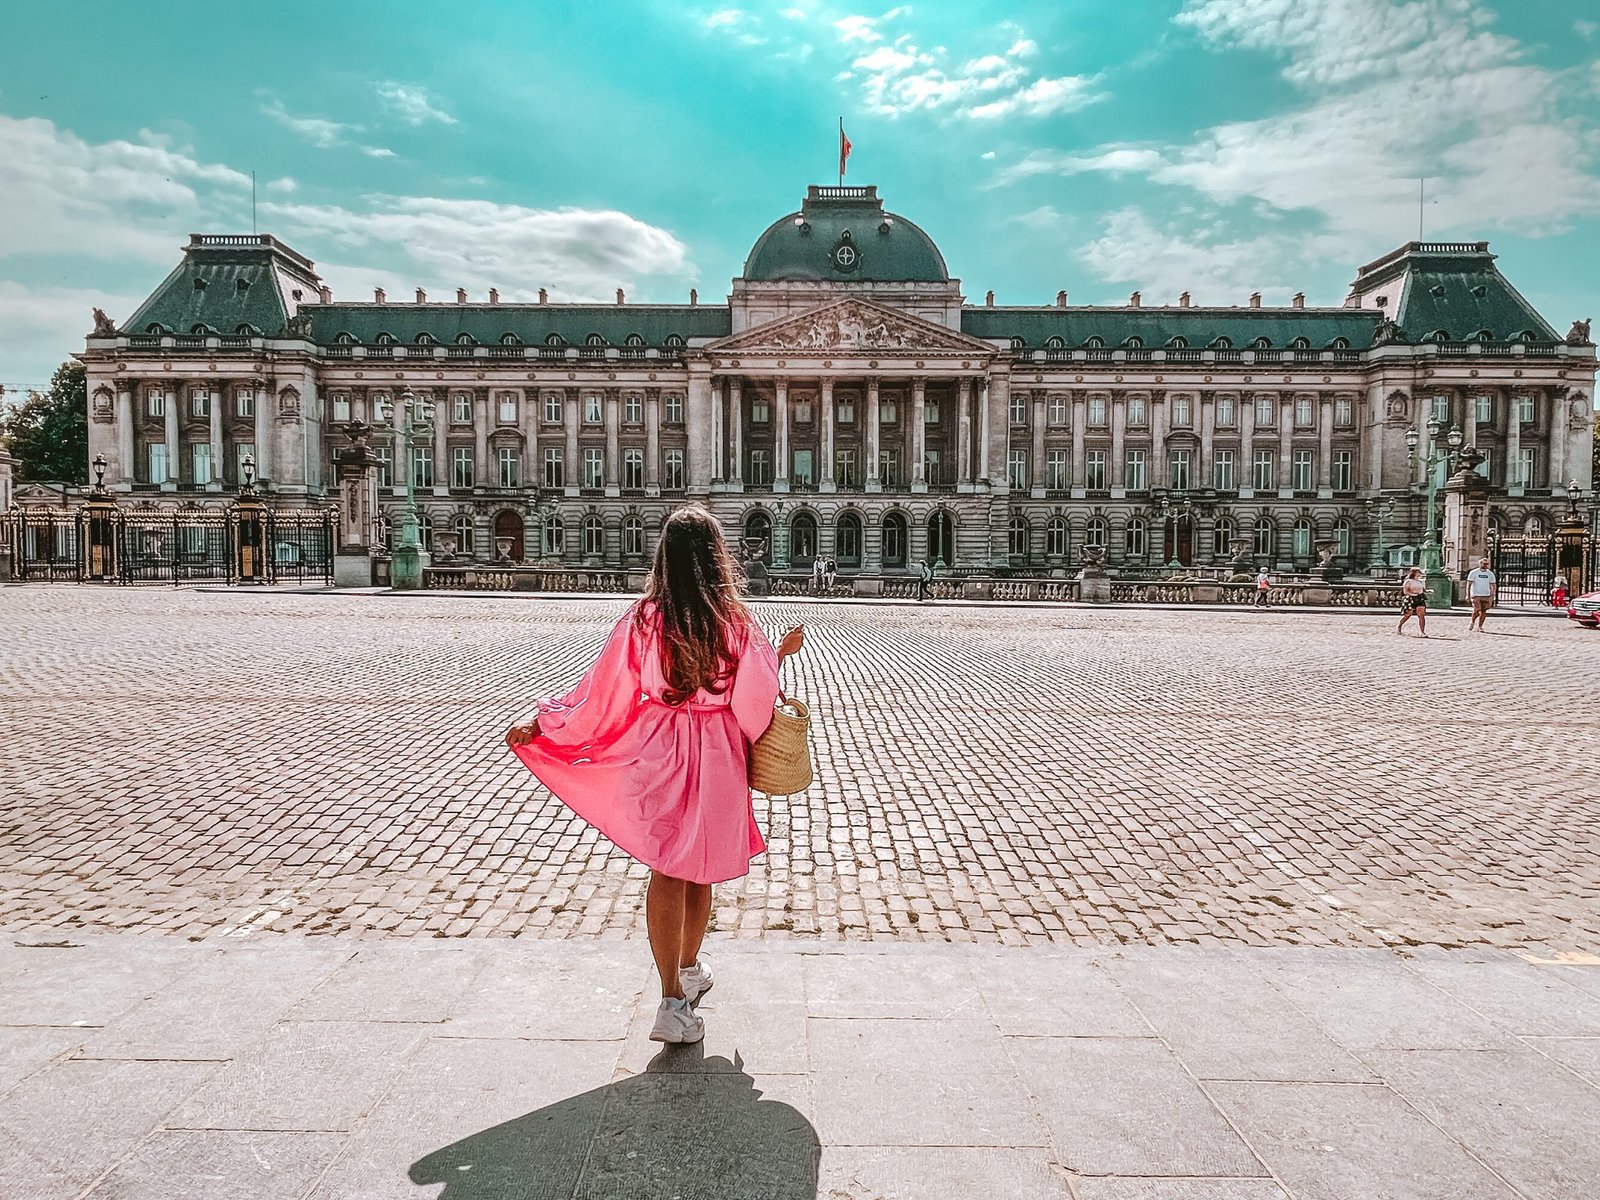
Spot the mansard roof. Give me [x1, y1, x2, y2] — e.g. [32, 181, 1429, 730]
[1351, 241, 1560, 342]
[122, 235, 320, 337]
[743, 186, 950, 283]
[302, 304, 731, 346]
[960, 306, 1381, 348]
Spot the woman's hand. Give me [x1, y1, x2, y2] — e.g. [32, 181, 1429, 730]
[777, 624, 806, 659]
[504, 720, 540, 749]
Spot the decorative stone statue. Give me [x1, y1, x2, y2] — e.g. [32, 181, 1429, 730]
[91, 307, 117, 336]
[283, 311, 314, 338]
[1567, 318, 1592, 345]
[1373, 317, 1407, 345]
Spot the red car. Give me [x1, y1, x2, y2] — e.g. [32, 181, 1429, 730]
[1569, 590, 1600, 627]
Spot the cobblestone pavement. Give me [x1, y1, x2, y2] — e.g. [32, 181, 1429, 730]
[2, 586, 1597, 952]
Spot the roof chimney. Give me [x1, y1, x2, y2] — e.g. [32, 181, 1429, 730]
[1129, 291, 1142, 308]
[538, 287, 548, 304]
[374, 287, 386, 303]
[689, 288, 698, 306]
[1292, 291, 1305, 309]
[415, 288, 426, 304]
[488, 288, 499, 305]
[456, 287, 467, 304]
[319, 286, 332, 304]
[1179, 291, 1191, 308]
[1249, 292, 1262, 308]
[1055, 290, 1067, 307]
[616, 288, 625, 305]
[985, 290, 995, 306]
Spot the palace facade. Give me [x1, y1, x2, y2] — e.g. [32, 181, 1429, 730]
[78, 184, 1596, 575]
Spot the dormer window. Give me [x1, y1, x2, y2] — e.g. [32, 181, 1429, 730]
[335, 332, 357, 345]
[1083, 335, 1105, 349]
[545, 333, 566, 346]
[500, 333, 522, 346]
[663, 333, 685, 348]
[1166, 336, 1188, 349]
[1044, 335, 1065, 350]
[1250, 336, 1271, 349]
[374, 332, 397, 346]
[236, 277, 251, 292]
[1289, 336, 1310, 350]
[1210, 336, 1232, 350]
[624, 333, 645, 347]
[1425, 329, 1449, 343]
[585, 333, 606, 346]
[1009, 336, 1027, 350]
[455, 332, 476, 345]
[1328, 337, 1350, 350]
[1122, 336, 1143, 349]
[415, 332, 436, 345]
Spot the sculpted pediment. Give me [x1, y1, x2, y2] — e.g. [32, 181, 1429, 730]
[711, 300, 994, 357]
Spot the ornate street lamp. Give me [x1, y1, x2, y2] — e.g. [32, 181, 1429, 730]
[1364, 495, 1398, 574]
[381, 388, 436, 590]
[1157, 492, 1193, 571]
[1405, 420, 1463, 606]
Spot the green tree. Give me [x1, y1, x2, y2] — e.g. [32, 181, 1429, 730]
[3, 361, 87, 484]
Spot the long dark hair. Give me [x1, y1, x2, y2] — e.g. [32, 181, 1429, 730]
[636, 504, 752, 705]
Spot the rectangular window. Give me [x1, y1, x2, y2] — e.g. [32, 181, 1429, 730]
[236, 390, 255, 419]
[1170, 448, 1191, 491]
[544, 393, 562, 423]
[191, 391, 210, 419]
[794, 400, 814, 424]
[925, 399, 940, 425]
[498, 447, 520, 488]
[332, 394, 351, 422]
[584, 394, 602, 424]
[1008, 449, 1028, 489]
[1292, 448, 1314, 491]
[1430, 394, 1449, 423]
[583, 448, 604, 488]
[1335, 396, 1354, 427]
[879, 448, 901, 488]
[1216, 395, 1236, 428]
[1088, 396, 1108, 427]
[1475, 447, 1491, 480]
[923, 447, 940, 485]
[623, 448, 643, 489]
[624, 393, 642, 423]
[1213, 449, 1235, 490]
[1127, 395, 1148, 427]
[147, 443, 168, 483]
[1254, 397, 1276, 428]
[371, 445, 390, 488]
[1332, 449, 1353, 491]
[1009, 393, 1027, 425]
[751, 400, 771, 424]
[1125, 448, 1147, 491]
[881, 400, 899, 425]
[837, 399, 856, 424]
[835, 448, 857, 488]
[1252, 448, 1276, 491]
[1516, 394, 1535, 424]
[454, 394, 473, 424]
[411, 446, 435, 489]
[1473, 394, 1492, 424]
[1516, 447, 1536, 487]
[665, 394, 684, 424]
[1086, 449, 1107, 490]
[191, 444, 212, 485]
[1295, 396, 1314, 428]
[1171, 395, 1192, 428]
[543, 447, 564, 489]
[1046, 449, 1068, 490]
[750, 449, 771, 486]
[793, 448, 815, 487]
[1048, 394, 1067, 425]
[148, 391, 166, 419]
[498, 393, 518, 424]
[664, 449, 684, 489]
[451, 447, 475, 489]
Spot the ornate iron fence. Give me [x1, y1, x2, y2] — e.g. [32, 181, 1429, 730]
[1491, 530, 1599, 605]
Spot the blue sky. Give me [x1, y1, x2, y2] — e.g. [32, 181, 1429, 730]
[2, 0, 1598, 393]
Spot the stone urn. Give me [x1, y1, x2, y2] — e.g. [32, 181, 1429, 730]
[494, 535, 514, 563]
[433, 532, 459, 563]
[1312, 538, 1341, 581]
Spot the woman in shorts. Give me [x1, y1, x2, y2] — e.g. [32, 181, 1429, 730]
[1397, 566, 1428, 637]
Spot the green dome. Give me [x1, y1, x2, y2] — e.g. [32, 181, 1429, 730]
[742, 186, 949, 283]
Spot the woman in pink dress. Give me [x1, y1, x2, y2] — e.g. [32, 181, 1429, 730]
[504, 505, 804, 1044]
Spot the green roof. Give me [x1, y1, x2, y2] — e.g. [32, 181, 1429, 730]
[742, 185, 949, 283]
[122, 235, 319, 336]
[960, 307, 1381, 349]
[304, 304, 730, 346]
[1356, 244, 1561, 342]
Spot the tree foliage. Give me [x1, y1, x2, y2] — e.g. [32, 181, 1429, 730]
[2, 360, 87, 484]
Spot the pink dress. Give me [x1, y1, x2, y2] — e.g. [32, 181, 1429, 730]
[511, 604, 781, 884]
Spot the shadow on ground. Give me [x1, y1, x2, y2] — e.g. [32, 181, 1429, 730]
[410, 1043, 819, 1199]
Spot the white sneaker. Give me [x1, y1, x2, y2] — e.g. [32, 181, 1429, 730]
[649, 996, 704, 1044]
[679, 958, 714, 1004]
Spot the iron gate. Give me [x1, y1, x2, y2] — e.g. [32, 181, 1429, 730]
[1490, 529, 1599, 605]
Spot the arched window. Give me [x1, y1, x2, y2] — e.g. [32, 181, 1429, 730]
[1085, 516, 1109, 547]
[582, 514, 605, 557]
[1254, 518, 1275, 556]
[453, 514, 474, 555]
[545, 333, 566, 346]
[1008, 515, 1030, 559]
[335, 332, 357, 345]
[1288, 336, 1310, 350]
[1009, 336, 1027, 350]
[1211, 336, 1233, 349]
[1084, 335, 1105, 349]
[1046, 516, 1067, 557]
[624, 333, 645, 347]
[500, 333, 522, 346]
[1124, 517, 1147, 559]
[417, 514, 434, 550]
[1044, 335, 1065, 349]
[836, 512, 862, 566]
[543, 515, 565, 556]
[1122, 336, 1143, 349]
[1334, 517, 1352, 560]
[190, 323, 212, 335]
[1212, 516, 1236, 558]
[1250, 336, 1272, 350]
[1292, 517, 1313, 559]
[882, 512, 907, 567]
[663, 333, 685, 348]
[1473, 329, 1493, 342]
[1425, 329, 1449, 343]
[744, 512, 771, 560]
[790, 512, 818, 562]
[585, 333, 606, 346]
[623, 515, 645, 557]
[375, 332, 397, 346]
[415, 332, 436, 345]
[1328, 337, 1350, 350]
[927, 510, 955, 566]
[455, 332, 476, 345]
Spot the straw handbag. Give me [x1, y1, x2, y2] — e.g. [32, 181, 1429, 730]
[749, 691, 813, 795]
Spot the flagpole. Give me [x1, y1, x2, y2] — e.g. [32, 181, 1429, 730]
[838, 117, 843, 186]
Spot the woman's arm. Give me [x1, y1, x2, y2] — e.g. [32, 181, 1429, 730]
[504, 612, 641, 752]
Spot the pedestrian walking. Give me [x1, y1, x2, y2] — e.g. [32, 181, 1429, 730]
[505, 505, 805, 1044]
[1465, 556, 1496, 632]
[810, 555, 825, 594]
[1254, 568, 1272, 608]
[1397, 566, 1429, 637]
[916, 558, 933, 602]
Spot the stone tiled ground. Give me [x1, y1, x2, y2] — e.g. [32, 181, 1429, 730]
[1, 586, 1597, 952]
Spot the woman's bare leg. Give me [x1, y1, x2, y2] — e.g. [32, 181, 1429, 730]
[1417, 608, 1427, 636]
[646, 871, 687, 999]
[680, 882, 713, 969]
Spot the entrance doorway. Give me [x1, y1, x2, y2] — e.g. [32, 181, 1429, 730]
[493, 510, 526, 562]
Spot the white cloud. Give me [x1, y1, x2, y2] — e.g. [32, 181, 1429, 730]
[260, 98, 356, 149]
[266, 176, 298, 193]
[362, 146, 398, 159]
[1578, 18, 1598, 39]
[702, 8, 744, 29]
[373, 82, 457, 127]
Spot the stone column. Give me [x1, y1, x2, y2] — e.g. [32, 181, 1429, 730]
[986, 368, 1011, 489]
[474, 392, 491, 488]
[711, 377, 725, 484]
[1278, 396, 1293, 494]
[1317, 395, 1333, 496]
[911, 377, 928, 490]
[1030, 391, 1046, 497]
[162, 386, 179, 490]
[116, 386, 135, 489]
[773, 376, 790, 491]
[1151, 392, 1168, 490]
[1550, 387, 1569, 489]
[957, 378, 974, 486]
[521, 389, 538, 491]
[975, 378, 989, 488]
[865, 378, 882, 492]
[207, 387, 223, 491]
[564, 392, 580, 496]
[820, 377, 836, 492]
[728, 378, 744, 487]
[1110, 394, 1127, 493]
[645, 390, 661, 496]
[1240, 394, 1256, 495]
[686, 361, 713, 493]
[1071, 393, 1087, 494]
[1507, 394, 1523, 495]
[604, 390, 621, 496]
[1199, 392, 1216, 489]
[429, 397, 447, 495]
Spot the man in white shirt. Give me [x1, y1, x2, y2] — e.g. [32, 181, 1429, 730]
[1465, 557, 1497, 632]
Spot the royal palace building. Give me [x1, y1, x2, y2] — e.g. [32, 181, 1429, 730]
[78, 184, 1596, 577]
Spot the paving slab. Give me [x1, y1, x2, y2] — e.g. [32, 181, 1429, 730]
[1403, 955, 1600, 1036]
[0, 941, 195, 1028]
[441, 944, 646, 1042]
[976, 950, 1148, 1037]
[287, 944, 487, 1023]
[1010, 1036, 1266, 1178]
[0, 1027, 83, 1096]
[1206, 1080, 1520, 1200]
[1522, 1035, 1600, 1086]
[1365, 1046, 1600, 1200]
[81, 1130, 347, 1200]
[1072, 1181, 1291, 1200]
[803, 951, 987, 1019]
[819, 1146, 1071, 1200]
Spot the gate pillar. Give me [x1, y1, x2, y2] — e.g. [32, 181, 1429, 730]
[1555, 482, 1590, 603]
[78, 454, 120, 582]
[231, 455, 269, 584]
[1443, 453, 1492, 593]
[333, 420, 379, 587]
